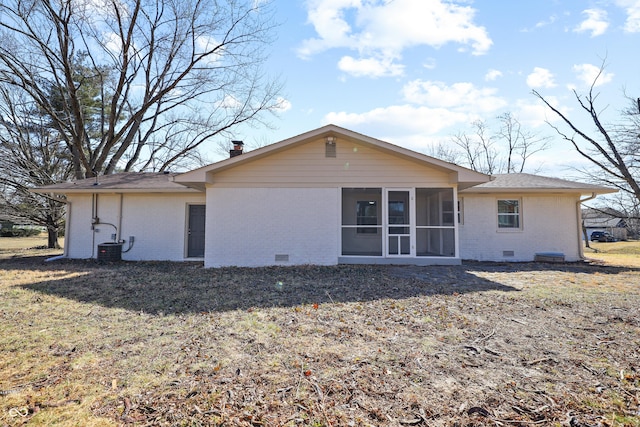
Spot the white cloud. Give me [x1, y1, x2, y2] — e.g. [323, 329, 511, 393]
[195, 36, 224, 64]
[324, 105, 472, 136]
[485, 69, 503, 81]
[298, 0, 492, 77]
[574, 8, 609, 37]
[526, 67, 556, 89]
[514, 98, 563, 128]
[219, 95, 241, 109]
[402, 80, 507, 113]
[534, 15, 557, 29]
[616, 0, 640, 32]
[422, 58, 437, 70]
[298, 0, 357, 58]
[572, 63, 614, 87]
[275, 97, 292, 112]
[102, 31, 123, 55]
[338, 55, 404, 78]
[321, 79, 508, 145]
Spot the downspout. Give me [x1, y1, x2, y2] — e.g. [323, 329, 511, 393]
[91, 194, 97, 259]
[63, 199, 71, 258]
[577, 193, 597, 260]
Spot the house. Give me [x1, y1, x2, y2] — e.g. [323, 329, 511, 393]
[582, 208, 629, 241]
[33, 125, 616, 266]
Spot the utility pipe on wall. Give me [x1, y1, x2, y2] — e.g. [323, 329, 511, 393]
[118, 193, 123, 242]
[91, 194, 98, 258]
[90, 193, 118, 257]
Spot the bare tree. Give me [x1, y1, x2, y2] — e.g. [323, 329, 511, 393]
[0, 0, 283, 179]
[532, 67, 640, 234]
[450, 121, 492, 172]
[496, 112, 549, 173]
[426, 141, 463, 166]
[0, 87, 71, 248]
[447, 115, 548, 174]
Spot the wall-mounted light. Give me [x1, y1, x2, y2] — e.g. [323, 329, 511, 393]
[326, 136, 336, 145]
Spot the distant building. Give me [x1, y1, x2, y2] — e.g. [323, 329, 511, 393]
[582, 208, 629, 240]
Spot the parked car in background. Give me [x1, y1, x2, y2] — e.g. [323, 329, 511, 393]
[590, 231, 616, 242]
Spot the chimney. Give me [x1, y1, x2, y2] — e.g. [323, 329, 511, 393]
[229, 140, 244, 158]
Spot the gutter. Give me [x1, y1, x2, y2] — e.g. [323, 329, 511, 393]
[577, 192, 597, 260]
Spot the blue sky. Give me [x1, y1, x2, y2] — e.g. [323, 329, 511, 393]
[228, 0, 640, 177]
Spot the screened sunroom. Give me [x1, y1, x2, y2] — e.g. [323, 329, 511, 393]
[340, 187, 457, 262]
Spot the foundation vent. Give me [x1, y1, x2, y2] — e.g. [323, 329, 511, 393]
[275, 254, 289, 262]
[502, 250, 515, 257]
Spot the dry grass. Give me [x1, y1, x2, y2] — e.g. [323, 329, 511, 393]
[585, 240, 640, 268]
[0, 242, 639, 426]
[0, 235, 64, 258]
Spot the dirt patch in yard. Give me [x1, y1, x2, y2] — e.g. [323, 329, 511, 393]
[1, 258, 639, 426]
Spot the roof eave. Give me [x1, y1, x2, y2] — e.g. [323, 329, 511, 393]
[460, 187, 618, 195]
[30, 187, 202, 194]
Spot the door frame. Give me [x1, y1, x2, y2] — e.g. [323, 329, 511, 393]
[384, 188, 415, 258]
[186, 204, 206, 258]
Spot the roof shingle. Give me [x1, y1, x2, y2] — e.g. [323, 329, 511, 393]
[460, 173, 616, 194]
[32, 172, 200, 194]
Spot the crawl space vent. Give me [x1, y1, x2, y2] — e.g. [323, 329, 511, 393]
[275, 254, 289, 262]
[502, 250, 515, 257]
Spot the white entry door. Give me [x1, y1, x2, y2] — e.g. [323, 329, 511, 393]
[386, 189, 414, 257]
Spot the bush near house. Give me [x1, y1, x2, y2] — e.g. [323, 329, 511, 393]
[0, 226, 42, 237]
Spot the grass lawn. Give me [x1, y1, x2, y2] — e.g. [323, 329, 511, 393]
[0, 239, 639, 426]
[0, 235, 64, 255]
[585, 240, 640, 268]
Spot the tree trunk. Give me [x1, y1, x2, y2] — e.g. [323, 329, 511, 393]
[582, 223, 591, 250]
[46, 222, 60, 249]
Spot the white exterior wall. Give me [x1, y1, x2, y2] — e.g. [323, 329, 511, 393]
[120, 194, 206, 260]
[66, 195, 95, 259]
[205, 187, 339, 267]
[459, 194, 581, 262]
[65, 193, 205, 260]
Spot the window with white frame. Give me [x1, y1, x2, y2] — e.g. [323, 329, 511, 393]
[497, 199, 520, 229]
[356, 200, 378, 234]
[341, 188, 382, 256]
[415, 188, 456, 257]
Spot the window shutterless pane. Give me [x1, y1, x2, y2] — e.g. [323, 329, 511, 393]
[342, 188, 381, 225]
[498, 200, 519, 213]
[497, 200, 520, 228]
[498, 215, 520, 228]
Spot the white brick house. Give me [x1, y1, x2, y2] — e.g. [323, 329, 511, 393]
[34, 125, 615, 266]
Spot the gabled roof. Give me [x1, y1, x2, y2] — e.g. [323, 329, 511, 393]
[32, 172, 201, 194]
[582, 208, 627, 228]
[583, 216, 625, 228]
[174, 124, 491, 190]
[460, 173, 617, 195]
